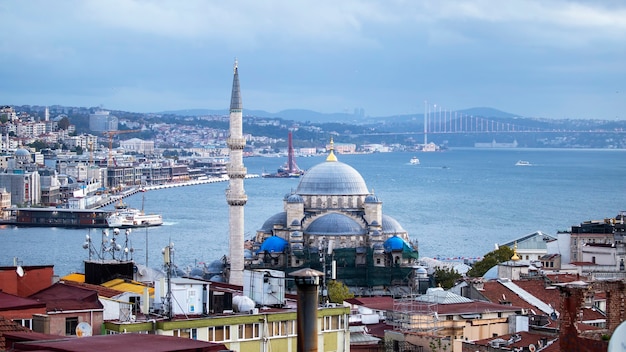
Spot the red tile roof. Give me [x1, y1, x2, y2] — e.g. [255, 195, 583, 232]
[29, 282, 103, 311]
[9, 333, 228, 352]
[0, 291, 46, 311]
[0, 316, 31, 351]
[59, 280, 125, 298]
[346, 296, 394, 311]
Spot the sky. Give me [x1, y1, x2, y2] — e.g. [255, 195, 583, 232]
[1, 0, 625, 120]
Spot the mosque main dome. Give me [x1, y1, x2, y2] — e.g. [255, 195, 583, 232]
[296, 160, 369, 196]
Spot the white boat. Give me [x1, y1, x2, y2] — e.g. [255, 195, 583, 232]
[107, 197, 163, 228]
[410, 156, 420, 165]
[515, 160, 531, 166]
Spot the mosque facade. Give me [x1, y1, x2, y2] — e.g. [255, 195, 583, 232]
[246, 141, 420, 294]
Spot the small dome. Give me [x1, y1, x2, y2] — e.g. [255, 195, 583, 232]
[259, 236, 288, 253]
[305, 213, 366, 236]
[382, 215, 406, 234]
[15, 148, 30, 156]
[287, 194, 304, 203]
[259, 212, 287, 233]
[291, 219, 300, 226]
[384, 236, 408, 252]
[296, 160, 368, 196]
[364, 194, 380, 203]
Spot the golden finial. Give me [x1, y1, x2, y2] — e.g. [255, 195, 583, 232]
[511, 241, 520, 261]
[326, 136, 337, 162]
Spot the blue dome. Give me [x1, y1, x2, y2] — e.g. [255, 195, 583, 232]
[364, 194, 380, 203]
[15, 148, 30, 157]
[259, 236, 289, 253]
[383, 236, 408, 252]
[305, 213, 366, 236]
[287, 194, 304, 203]
[382, 215, 405, 234]
[296, 160, 368, 195]
[259, 212, 287, 233]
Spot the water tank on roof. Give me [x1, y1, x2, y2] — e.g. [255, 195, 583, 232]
[232, 295, 256, 313]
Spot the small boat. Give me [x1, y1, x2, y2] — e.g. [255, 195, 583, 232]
[410, 156, 420, 165]
[515, 160, 531, 166]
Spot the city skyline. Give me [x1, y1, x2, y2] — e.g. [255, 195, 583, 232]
[1, 1, 625, 120]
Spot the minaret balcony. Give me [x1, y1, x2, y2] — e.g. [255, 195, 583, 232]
[227, 137, 246, 149]
[226, 192, 248, 206]
[227, 165, 247, 178]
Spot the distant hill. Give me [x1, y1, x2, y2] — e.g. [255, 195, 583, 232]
[158, 106, 523, 124]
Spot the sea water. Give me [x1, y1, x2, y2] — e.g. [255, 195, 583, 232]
[2, 148, 626, 277]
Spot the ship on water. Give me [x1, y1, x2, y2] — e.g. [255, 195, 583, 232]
[262, 131, 305, 178]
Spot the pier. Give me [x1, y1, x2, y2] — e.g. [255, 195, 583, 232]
[93, 174, 260, 209]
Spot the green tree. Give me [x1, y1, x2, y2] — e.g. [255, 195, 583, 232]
[327, 280, 354, 303]
[434, 267, 462, 289]
[466, 246, 514, 278]
[27, 140, 50, 151]
[58, 116, 70, 130]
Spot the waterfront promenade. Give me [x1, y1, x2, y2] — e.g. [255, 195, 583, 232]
[94, 174, 260, 209]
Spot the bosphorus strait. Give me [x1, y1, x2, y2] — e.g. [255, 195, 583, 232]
[2, 148, 625, 277]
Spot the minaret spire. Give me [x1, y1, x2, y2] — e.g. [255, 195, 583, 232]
[226, 59, 247, 286]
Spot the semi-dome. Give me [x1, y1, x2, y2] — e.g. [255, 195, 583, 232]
[259, 212, 287, 233]
[305, 213, 366, 236]
[259, 236, 289, 253]
[296, 160, 369, 196]
[382, 215, 406, 234]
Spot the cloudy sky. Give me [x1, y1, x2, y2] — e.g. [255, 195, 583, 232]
[1, 0, 625, 119]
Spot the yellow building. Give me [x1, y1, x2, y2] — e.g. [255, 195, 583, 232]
[104, 306, 350, 352]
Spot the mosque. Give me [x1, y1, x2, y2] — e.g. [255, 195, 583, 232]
[245, 140, 420, 294]
[223, 61, 420, 295]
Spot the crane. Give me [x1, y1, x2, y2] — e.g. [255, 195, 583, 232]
[102, 129, 141, 167]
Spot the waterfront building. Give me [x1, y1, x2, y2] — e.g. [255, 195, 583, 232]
[247, 139, 419, 294]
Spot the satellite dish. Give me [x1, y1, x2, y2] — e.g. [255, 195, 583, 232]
[76, 322, 92, 337]
[16, 266, 24, 277]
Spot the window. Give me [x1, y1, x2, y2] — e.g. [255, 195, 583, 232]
[13, 319, 32, 329]
[323, 315, 344, 331]
[173, 328, 197, 339]
[209, 326, 231, 342]
[238, 323, 261, 340]
[270, 321, 294, 336]
[65, 317, 78, 336]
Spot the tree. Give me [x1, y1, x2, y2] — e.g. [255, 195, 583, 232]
[27, 140, 50, 152]
[58, 116, 70, 130]
[434, 267, 462, 289]
[327, 280, 354, 303]
[466, 246, 514, 278]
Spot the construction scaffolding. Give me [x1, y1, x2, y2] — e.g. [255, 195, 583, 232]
[387, 297, 442, 333]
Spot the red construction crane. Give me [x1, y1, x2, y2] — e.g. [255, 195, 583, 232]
[102, 129, 141, 166]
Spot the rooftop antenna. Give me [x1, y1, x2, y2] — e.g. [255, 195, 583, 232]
[162, 241, 175, 320]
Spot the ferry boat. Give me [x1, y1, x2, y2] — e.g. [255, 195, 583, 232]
[515, 160, 531, 166]
[107, 198, 162, 228]
[410, 156, 420, 165]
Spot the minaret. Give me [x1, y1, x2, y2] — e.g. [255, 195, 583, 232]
[226, 60, 247, 286]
